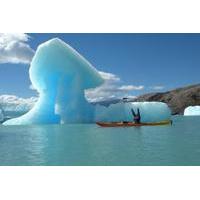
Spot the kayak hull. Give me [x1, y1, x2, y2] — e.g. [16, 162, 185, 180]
[96, 120, 171, 127]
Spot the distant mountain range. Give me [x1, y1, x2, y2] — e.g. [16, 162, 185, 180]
[93, 83, 200, 115]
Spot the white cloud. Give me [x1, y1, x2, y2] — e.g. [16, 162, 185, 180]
[150, 85, 165, 90]
[118, 85, 144, 91]
[125, 95, 137, 99]
[0, 33, 35, 64]
[0, 95, 37, 113]
[98, 71, 120, 82]
[85, 71, 144, 102]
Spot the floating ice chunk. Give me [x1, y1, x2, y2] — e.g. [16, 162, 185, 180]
[129, 102, 171, 122]
[4, 38, 104, 125]
[184, 106, 200, 116]
[95, 102, 171, 122]
[0, 109, 4, 122]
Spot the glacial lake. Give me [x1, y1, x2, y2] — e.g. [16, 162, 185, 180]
[0, 116, 200, 166]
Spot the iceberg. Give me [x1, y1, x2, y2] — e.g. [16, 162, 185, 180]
[4, 38, 171, 125]
[0, 109, 4, 122]
[184, 106, 200, 116]
[4, 38, 104, 125]
[95, 102, 171, 122]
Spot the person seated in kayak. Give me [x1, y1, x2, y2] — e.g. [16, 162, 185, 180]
[131, 108, 141, 124]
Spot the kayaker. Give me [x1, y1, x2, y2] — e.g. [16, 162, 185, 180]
[131, 108, 141, 124]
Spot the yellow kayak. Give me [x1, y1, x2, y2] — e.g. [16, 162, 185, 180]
[96, 120, 171, 127]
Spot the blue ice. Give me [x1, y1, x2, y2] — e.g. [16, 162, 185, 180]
[0, 109, 4, 122]
[4, 38, 104, 125]
[95, 102, 171, 122]
[4, 38, 171, 125]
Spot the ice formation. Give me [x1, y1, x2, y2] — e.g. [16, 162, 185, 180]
[184, 106, 200, 116]
[4, 38, 104, 125]
[95, 102, 171, 122]
[4, 38, 171, 125]
[0, 109, 4, 122]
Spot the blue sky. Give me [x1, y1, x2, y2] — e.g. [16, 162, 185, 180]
[0, 33, 200, 100]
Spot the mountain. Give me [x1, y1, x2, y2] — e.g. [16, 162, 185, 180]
[91, 97, 136, 107]
[93, 84, 200, 115]
[134, 84, 200, 115]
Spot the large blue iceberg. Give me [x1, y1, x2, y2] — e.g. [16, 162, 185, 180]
[4, 38, 104, 125]
[184, 106, 200, 116]
[4, 38, 171, 125]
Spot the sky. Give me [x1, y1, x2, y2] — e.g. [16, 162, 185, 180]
[0, 33, 200, 105]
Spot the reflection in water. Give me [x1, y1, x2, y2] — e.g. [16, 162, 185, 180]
[0, 125, 54, 165]
[24, 126, 50, 165]
[0, 116, 200, 165]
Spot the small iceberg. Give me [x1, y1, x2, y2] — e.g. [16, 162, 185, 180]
[0, 109, 4, 122]
[184, 106, 200, 116]
[95, 101, 171, 123]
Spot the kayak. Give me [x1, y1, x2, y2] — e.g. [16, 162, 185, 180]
[96, 120, 171, 127]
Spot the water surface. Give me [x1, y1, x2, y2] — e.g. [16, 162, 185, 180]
[0, 116, 200, 166]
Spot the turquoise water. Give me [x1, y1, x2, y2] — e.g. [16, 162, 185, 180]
[0, 116, 200, 166]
